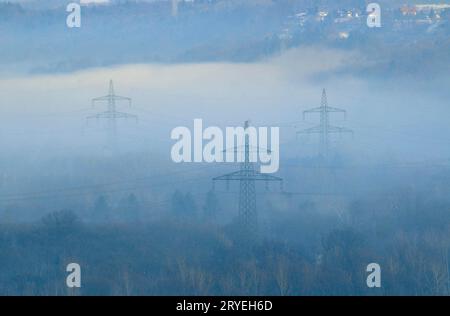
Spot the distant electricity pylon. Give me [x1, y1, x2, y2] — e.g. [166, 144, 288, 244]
[87, 80, 137, 152]
[297, 89, 353, 159]
[213, 121, 283, 240]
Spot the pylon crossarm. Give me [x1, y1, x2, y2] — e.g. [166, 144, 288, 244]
[87, 111, 112, 119]
[327, 125, 353, 134]
[92, 95, 131, 105]
[92, 95, 110, 102]
[88, 111, 137, 120]
[326, 106, 346, 114]
[113, 96, 132, 106]
[303, 107, 322, 119]
[112, 112, 138, 119]
[297, 125, 322, 134]
[223, 145, 272, 153]
[257, 173, 283, 182]
[214, 170, 282, 182]
[87, 112, 114, 120]
[213, 171, 242, 181]
[113, 95, 132, 101]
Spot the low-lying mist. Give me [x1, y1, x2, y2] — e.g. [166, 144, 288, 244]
[1, 44, 450, 295]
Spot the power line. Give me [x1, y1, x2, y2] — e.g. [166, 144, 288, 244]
[0, 165, 211, 202]
[0, 174, 211, 204]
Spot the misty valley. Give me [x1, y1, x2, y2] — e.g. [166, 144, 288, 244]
[0, 0, 450, 297]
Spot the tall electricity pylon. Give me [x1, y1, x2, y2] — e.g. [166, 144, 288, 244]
[213, 121, 283, 240]
[297, 89, 352, 159]
[87, 80, 137, 152]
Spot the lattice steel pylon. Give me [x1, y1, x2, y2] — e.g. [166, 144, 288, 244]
[297, 89, 353, 159]
[213, 121, 283, 240]
[87, 80, 137, 152]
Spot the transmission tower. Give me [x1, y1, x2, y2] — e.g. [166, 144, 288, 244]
[87, 80, 137, 152]
[297, 89, 352, 159]
[213, 121, 283, 240]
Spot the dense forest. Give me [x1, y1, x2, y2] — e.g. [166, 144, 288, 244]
[1, 166, 450, 295]
[1, 0, 450, 296]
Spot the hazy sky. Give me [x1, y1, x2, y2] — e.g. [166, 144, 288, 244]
[1, 46, 449, 163]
